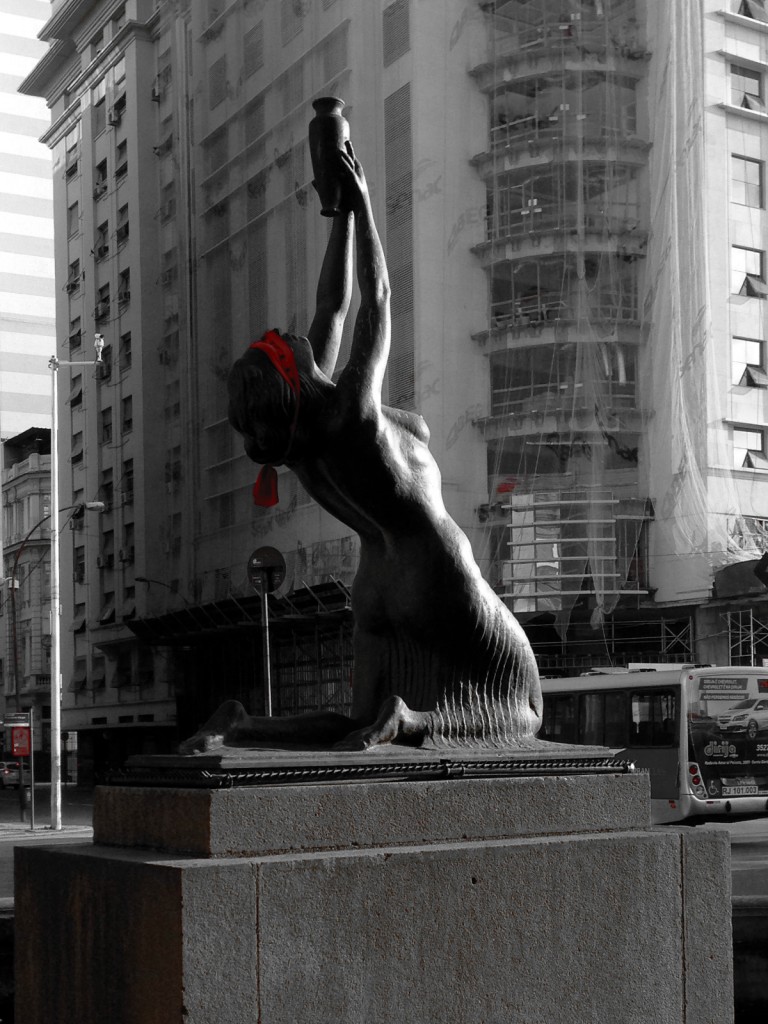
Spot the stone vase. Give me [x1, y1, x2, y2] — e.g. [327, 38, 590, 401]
[309, 97, 350, 216]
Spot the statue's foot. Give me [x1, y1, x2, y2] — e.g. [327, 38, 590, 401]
[178, 730, 226, 755]
[178, 699, 249, 755]
[333, 695, 429, 750]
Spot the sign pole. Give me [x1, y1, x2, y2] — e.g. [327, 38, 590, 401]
[29, 714, 35, 831]
[247, 546, 286, 719]
[260, 583, 272, 717]
[7, 713, 32, 824]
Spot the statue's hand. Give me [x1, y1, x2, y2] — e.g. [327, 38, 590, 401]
[338, 142, 369, 211]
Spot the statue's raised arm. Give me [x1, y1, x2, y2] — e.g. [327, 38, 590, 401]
[181, 106, 543, 755]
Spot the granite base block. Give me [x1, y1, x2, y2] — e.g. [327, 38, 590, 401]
[15, 768, 733, 1024]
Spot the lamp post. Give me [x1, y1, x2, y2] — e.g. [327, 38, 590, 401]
[135, 575, 192, 607]
[49, 336, 104, 831]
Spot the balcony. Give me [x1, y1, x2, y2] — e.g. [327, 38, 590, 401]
[471, 8, 649, 89]
[488, 379, 637, 421]
[471, 222, 647, 267]
[21, 673, 52, 694]
[487, 292, 640, 331]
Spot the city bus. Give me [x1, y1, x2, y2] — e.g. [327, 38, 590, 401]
[538, 665, 768, 823]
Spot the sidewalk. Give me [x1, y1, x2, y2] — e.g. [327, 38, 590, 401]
[0, 821, 93, 841]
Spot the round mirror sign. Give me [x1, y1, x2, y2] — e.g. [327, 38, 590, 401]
[247, 546, 286, 593]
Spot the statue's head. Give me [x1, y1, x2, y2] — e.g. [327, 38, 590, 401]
[228, 329, 312, 466]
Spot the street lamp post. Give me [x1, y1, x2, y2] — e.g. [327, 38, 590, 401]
[49, 336, 104, 830]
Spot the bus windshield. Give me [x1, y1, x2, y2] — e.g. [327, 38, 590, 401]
[686, 673, 768, 799]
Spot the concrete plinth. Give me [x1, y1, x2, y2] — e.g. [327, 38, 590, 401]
[14, 753, 734, 1024]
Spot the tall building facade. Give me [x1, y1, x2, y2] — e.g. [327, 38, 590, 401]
[20, 0, 768, 776]
[0, 0, 55, 437]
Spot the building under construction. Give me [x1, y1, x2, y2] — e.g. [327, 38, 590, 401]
[19, 0, 768, 769]
[473, 0, 768, 673]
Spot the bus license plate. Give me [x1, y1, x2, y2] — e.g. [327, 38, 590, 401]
[722, 785, 758, 796]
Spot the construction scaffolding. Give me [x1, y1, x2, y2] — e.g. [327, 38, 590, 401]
[474, 0, 651, 642]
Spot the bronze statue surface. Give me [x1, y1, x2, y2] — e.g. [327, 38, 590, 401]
[181, 137, 543, 753]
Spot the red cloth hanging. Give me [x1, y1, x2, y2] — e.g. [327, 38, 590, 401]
[247, 330, 301, 506]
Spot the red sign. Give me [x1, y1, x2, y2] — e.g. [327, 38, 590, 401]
[11, 727, 31, 757]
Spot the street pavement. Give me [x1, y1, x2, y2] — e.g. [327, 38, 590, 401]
[0, 785, 94, 900]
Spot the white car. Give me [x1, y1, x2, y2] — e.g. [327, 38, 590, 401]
[717, 698, 768, 740]
[0, 761, 21, 788]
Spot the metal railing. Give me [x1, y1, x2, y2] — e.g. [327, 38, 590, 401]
[490, 294, 639, 327]
[490, 381, 636, 418]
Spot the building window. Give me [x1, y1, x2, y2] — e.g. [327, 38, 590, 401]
[206, 129, 228, 175]
[244, 24, 264, 77]
[207, 0, 225, 24]
[115, 140, 128, 179]
[733, 336, 767, 386]
[209, 56, 228, 109]
[165, 379, 181, 421]
[110, 91, 126, 127]
[91, 27, 104, 57]
[322, 24, 348, 83]
[119, 330, 132, 369]
[93, 79, 107, 134]
[122, 522, 135, 562]
[122, 458, 134, 503]
[122, 395, 133, 433]
[734, 426, 768, 468]
[281, 0, 305, 45]
[98, 344, 112, 383]
[118, 268, 130, 305]
[736, 0, 768, 22]
[71, 431, 84, 466]
[66, 259, 81, 293]
[113, 649, 131, 686]
[65, 124, 80, 176]
[161, 248, 178, 287]
[70, 374, 83, 409]
[94, 159, 108, 199]
[67, 202, 79, 237]
[116, 203, 129, 244]
[96, 283, 110, 320]
[732, 155, 763, 207]
[731, 63, 764, 110]
[100, 592, 116, 626]
[100, 407, 113, 444]
[113, 54, 126, 83]
[69, 315, 82, 350]
[100, 469, 114, 511]
[383, 0, 410, 67]
[160, 183, 175, 222]
[732, 245, 767, 296]
[95, 221, 109, 259]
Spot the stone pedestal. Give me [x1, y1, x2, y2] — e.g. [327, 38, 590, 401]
[14, 750, 734, 1024]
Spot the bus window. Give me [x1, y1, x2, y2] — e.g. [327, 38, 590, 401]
[540, 694, 576, 743]
[630, 691, 676, 746]
[579, 692, 628, 746]
[604, 692, 628, 746]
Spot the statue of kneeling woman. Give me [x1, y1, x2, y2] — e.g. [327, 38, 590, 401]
[180, 143, 543, 753]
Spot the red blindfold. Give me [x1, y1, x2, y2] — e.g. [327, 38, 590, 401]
[247, 330, 301, 507]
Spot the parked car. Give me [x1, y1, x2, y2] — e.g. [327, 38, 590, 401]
[0, 761, 21, 789]
[717, 698, 768, 740]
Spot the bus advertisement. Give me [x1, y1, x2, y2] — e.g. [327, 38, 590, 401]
[538, 666, 768, 823]
[687, 671, 768, 806]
